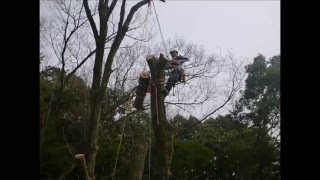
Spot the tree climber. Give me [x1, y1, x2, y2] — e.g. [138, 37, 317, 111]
[133, 48, 189, 110]
[162, 48, 189, 96]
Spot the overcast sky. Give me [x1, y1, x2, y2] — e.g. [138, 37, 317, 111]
[142, 1, 280, 117]
[148, 0, 280, 61]
[41, 0, 280, 62]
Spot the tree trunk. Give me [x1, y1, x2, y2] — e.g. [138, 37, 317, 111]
[86, 101, 102, 180]
[133, 72, 150, 111]
[86, 40, 106, 180]
[82, 1, 151, 179]
[128, 125, 149, 180]
[146, 54, 176, 180]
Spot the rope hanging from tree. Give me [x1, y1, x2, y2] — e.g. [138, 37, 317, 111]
[111, 91, 135, 180]
[151, 0, 169, 59]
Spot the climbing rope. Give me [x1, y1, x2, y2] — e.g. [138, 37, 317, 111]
[112, 92, 135, 180]
[151, 0, 169, 58]
[142, 5, 151, 72]
[151, 0, 181, 101]
[111, 113, 128, 180]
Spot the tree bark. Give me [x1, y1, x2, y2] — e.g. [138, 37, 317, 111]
[128, 124, 149, 180]
[86, 40, 106, 180]
[146, 54, 176, 180]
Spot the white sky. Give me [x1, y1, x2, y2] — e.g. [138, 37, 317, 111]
[41, 0, 280, 61]
[145, 1, 280, 118]
[149, 0, 280, 61]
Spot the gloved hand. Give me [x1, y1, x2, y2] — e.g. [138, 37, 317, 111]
[170, 59, 179, 65]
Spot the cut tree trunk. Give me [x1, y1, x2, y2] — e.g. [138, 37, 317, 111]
[133, 71, 150, 111]
[145, 54, 176, 180]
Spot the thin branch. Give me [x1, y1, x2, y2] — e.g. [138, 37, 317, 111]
[48, 32, 62, 62]
[169, 103, 193, 114]
[165, 100, 206, 106]
[77, 2, 85, 27]
[125, 34, 149, 42]
[198, 83, 237, 123]
[65, 49, 97, 84]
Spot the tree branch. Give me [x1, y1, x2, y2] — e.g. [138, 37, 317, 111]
[83, 0, 99, 40]
[123, 0, 149, 30]
[100, 0, 149, 91]
[106, 0, 118, 20]
[64, 49, 97, 84]
[198, 74, 240, 123]
[118, 0, 126, 31]
[125, 34, 149, 42]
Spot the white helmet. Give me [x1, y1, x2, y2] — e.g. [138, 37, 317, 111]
[170, 48, 178, 54]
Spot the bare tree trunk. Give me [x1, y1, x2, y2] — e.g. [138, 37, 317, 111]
[146, 54, 176, 180]
[86, 37, 106, 180]
[82, 0, 150, 179]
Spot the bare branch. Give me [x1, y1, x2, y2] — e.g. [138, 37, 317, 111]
[83, 0, 99, 40]
[169, 103, 193, 115]
[106, 0, 118, 20]
[65, 49, 97, 84]
[199, 88, 236, 123]
[123, 0, 150, 31]
[48, 32, 61, 62]
[125, 34, 149, 42]
[118, 0, 126, 30]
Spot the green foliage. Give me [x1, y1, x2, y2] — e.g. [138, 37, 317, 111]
[93, 111, 152, 179]
[173, 114, 199, 140]
[40, 65, 89, 179]
[170, 113, 279, 179]
[95, 141, 119, 179]
[171, 140, 215, 179]
[235, 54, 280, 130]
